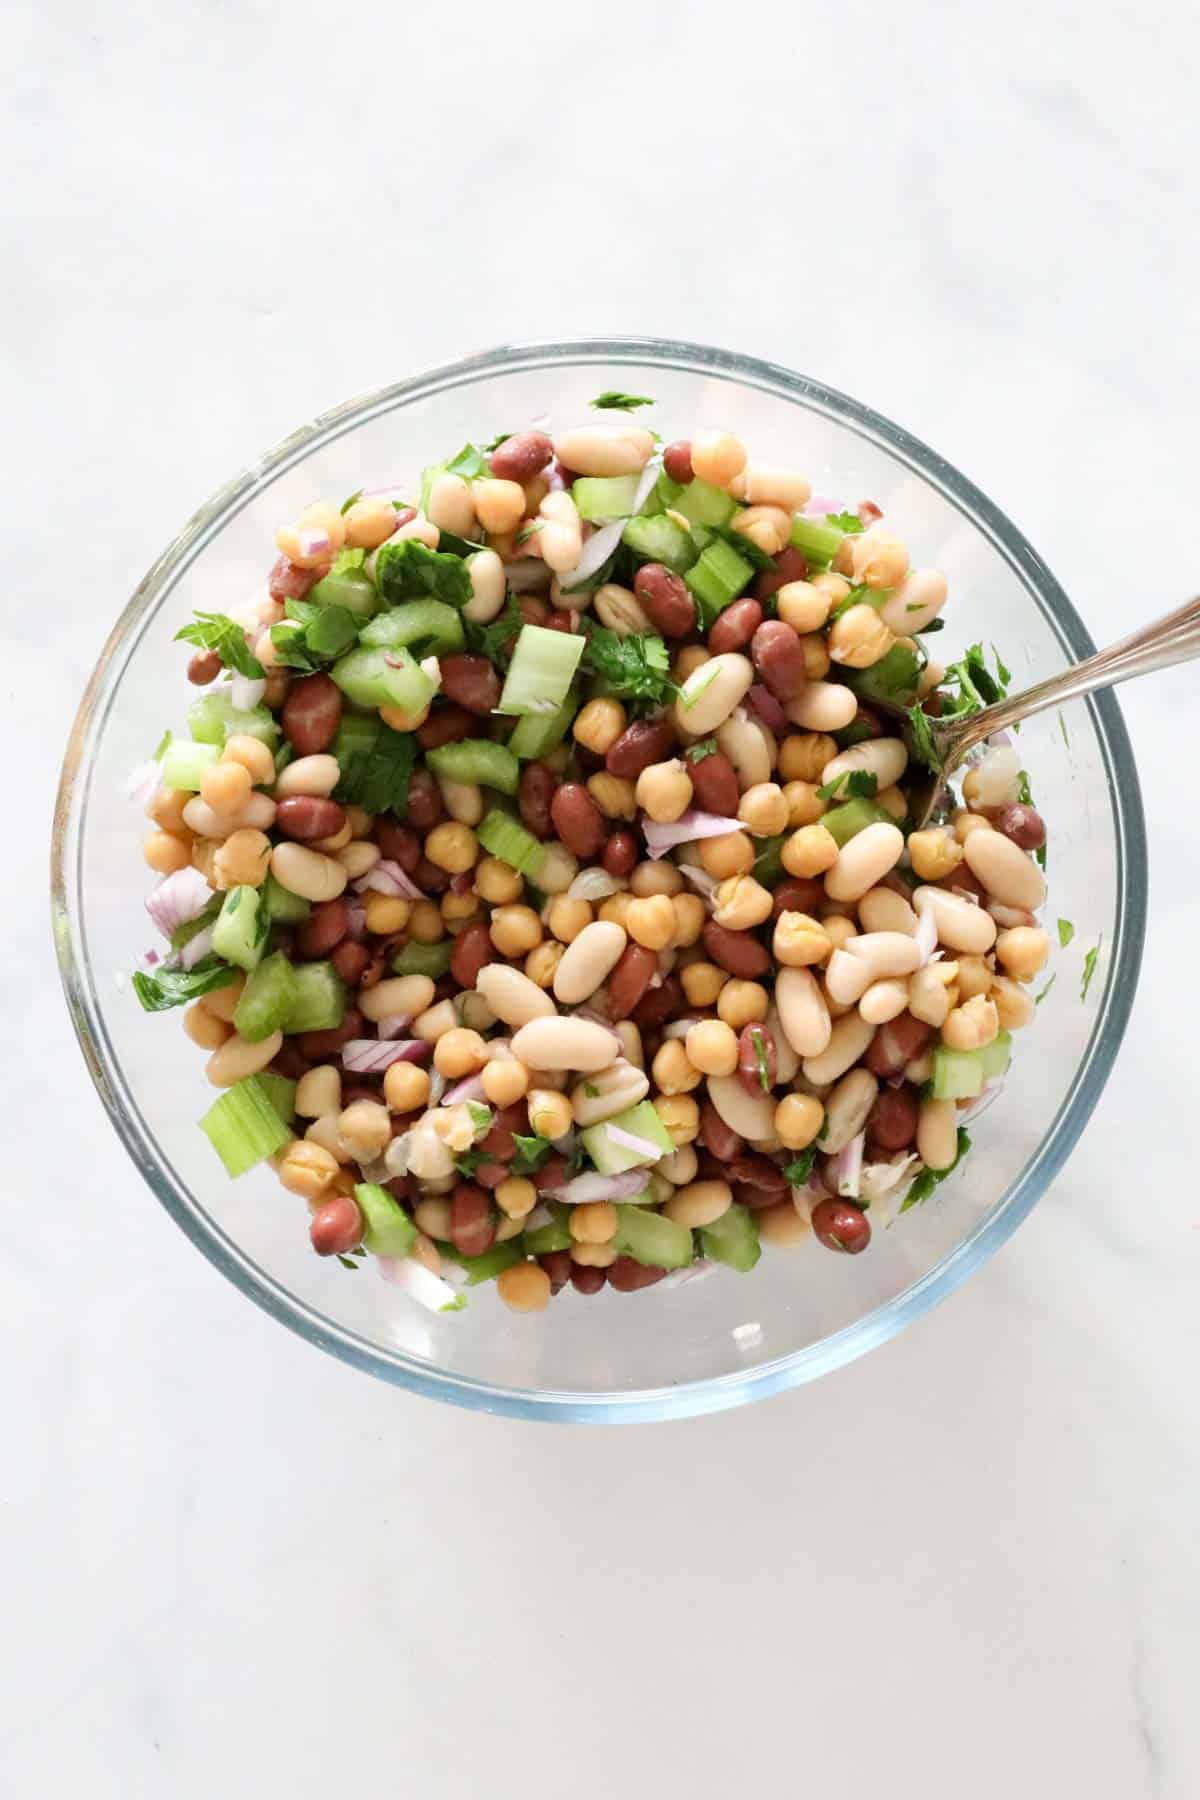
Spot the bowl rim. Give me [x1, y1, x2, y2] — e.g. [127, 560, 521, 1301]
[51, 335, 1148, 1423]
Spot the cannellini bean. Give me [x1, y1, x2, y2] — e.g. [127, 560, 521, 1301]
[908, 962, 957, 1027]
[819, 1068, 879, 1154]
[414, 1000, 458, 1043]
[464, 549, 506, 623]
[802, 1012, 876, 1086]
[775, 966, 832, 1059]
[878, 569, 948, 635]
[538, 489, 583, 572]
[912, 885, 998, 953]
[359, 974, 436, 1022]
[274, 754, 340, 799]
[570, 1059, 649, 1126]
[859, 977, 910, 1024]
[765, 1003, 800, 1084]
[553, 426, 655, 476]
[728, 464, 812, 510]
[426, 472, 477, 537]
[824, 823, 906, 903]
[183, 792, 277, 839]
[857, 886, 918, 934]
[825, 948, 872, 1006]
[674, 653, 755, 736]
[553, 921, 628, 1005]
[820, 737, 908, 794]
[476, 964, 557, 1029]
[917, 1097, 960, 1171]
[785, 681, 860, 732]
[511, 1015, 618, 1072]
[206, 1030, 283, 1086]
[716, 709, 774, 790]
[269, 841, 348, 903]
[963, 743, 1022, 809]
[963, 829, 1047, 910]
[706, 1073, 777, 1141]
[843, 930, 922, 981]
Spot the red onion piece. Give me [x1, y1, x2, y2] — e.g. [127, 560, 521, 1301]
[605, 1125, 666, 1163]
[341, 1038, 429, 1073]
[914, 901, 939, 966]
[642, 809, 743, 860]
[376, 1013, 414, 1040]
[831, 1131, 865, 1199]
[145, 866, 215, 939]
[180, 925, 215, 970]
[857, 500, 883, 526]
[377, 1255, 460, 1313]
[747, 684, 787, 733]
[298, 527, 332, 559]
[439, 1074, 487, 1108]
[547, 1168, 650, 1205]
[354, 861, 424, 901]
[557, 460, 660, 589]
[125, 761, 162, 808]
[678, 863, 718, 902]
[803, 495, 840, 517]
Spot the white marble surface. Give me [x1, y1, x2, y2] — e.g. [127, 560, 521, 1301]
[6, 3, 1200, 1794]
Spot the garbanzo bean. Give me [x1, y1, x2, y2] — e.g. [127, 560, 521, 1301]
[828, 604, 895, 669]
[681, 961, 728, 1007]
[474, 855, 524, 904]
[781, 782, 827, 828]
[277, 1139, 340, 1200]
[774, 911, 832, 967]
[528, 1088, 573, 1138]
[434, 1028, 488, 1078]
[781, 822, 838, 878]
[489, 905, 543, 957]
[383, 1061, 431, 1113]
[496, 1261, 552, 1312]
[698, 831, 755, 879]
[524, 941, 564, 988]
[213, 828, 273, 890]
[908, 826, 963, 882]
[995, 926, 1050, 982]
[690, 429, 747, 488]
[364, 892, 410, 935]
[223, 733, 276, 785]
[407, 899, 446, 944]
[570, 1201, 618, 1245]
[671, 893, 706, 947]
[778, 732, 837, 783]
[200, 760, 253, 816]
[546, 896, 593, 944]
[653, 1094, 701, 1146]
[573, 697, 627, 756]
[587, 771, 638, 820]
[144, 830, 192, 875]
[481, 1056, 530, 1107]
[626, 894, 677, 951]
[629, 860, 683, 898]
[738, 782, 789, 837]
[652, 1039, 703, 1095]
[942, 995, 1000, 1051]
[496, 1176, 537, 1220]
[685, 1018, 739, 1076]
[717, 979, 769, 1029]
[711, 875, 772, 931]
[636, 759, 693, 824]
[775, 1092, 824, 1150]
[424, 822, 478, 874]
[777, 582, 833, 635]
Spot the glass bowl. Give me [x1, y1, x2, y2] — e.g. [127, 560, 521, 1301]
[51, 338, 1147, 1423]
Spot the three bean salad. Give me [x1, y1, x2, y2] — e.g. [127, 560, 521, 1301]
[129, 403, 1055, 1315]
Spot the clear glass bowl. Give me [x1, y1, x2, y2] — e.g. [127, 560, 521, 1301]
[51, 338, 1147, 1422]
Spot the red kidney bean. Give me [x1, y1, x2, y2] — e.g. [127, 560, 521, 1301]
[922, 692, 943, 718]
[489, 431, 554, 483]
[297, 1007, 364, 1060]
[773, 876, 825, 919]
[663, 439, 694, 483]
[450, 1184, 495, 1257]
[518, 762, 557, 839]
[310, 1196, 364, 1256]
[858, 500, 883, 527]
[331, 940, 370, 985]
[406, 772, 443, 831]
[702, 920, 771, 978]
[736, 1185, 783, 1211]
[941, 864, 986, 903]
[187, 649, 221, 685]
[708, 597, 763, 655]
[415, 856, 451, 895]
[341, 1080, 383, 1108]
[606, 717, 675, 780]
[737, 1023, 777, 1097]
[450, 870, 474, 895]
[551, 783, 606, 858]
[385, 1174, 416, 1203]
[634, 564, 696, 638]
[607, 944, 658, 1019]
[282, 673, 343, 755]
[812, 1198, 871, 1254]
[474, 1160, 510, 1189]
[602, 830, 639, 878]
[517, 596, 547, 629]
[867, 1084, 919, 1153]
[270, 1040, 311, 1081]
[727, 1153, 787, 1195]
[374, 820, 421, 870]
[751, 620, 808, 701]
[570, 1263, 607, 1295]
[417, 705, 474, 751]
[864, 1011, 932, 1078]
[700, 1099, 743, 1163]
[850, 706, 884, 741]
[482, 1102, 529, 1163]
[357, 945, 388, 989]
[275, 796, 346, 842]
[532, 1155, 569, 1192]
[450, 921, 493, 990]
[608, 1257, 667, 1292]
[538, 1249, 573, 1293]
[688, 749, 740, 818]
[629, 975, 682, 1031]
[753, 545, 808, 602]
[543, 609, 575, 634]
[296, 897, 350, 959]
[995, 804, 1046, 851]
[439, 654, 501, 716]
[268, 554, 321, 602]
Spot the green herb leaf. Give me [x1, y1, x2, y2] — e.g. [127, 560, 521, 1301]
[1057, 918, 1075, 948]
[686, 739, 718, 764]
[336, 1253, 359, 1270]
[131, 955, 239, 1014]
[440, 1293, 468, 1312]
[466, 1101, 493, 1136]
[581, 626, 674, 705]
[783, 1146, 817, 1187]
[589, 391, 654, 411]
[174, 612, 264, 680]
[901, 1129, 972, 1212]
[583, 1082, 600, 1099]
[1058, 711, 1070, 748]
[991, 643, 1012, 687]
[751, 1028, 771, 1095]
[333, 723, 416, 817]
[937, 643, 1011, 722]
[339, 489, 363, 516]
[462, 595, 524, 671]
[170, 894, 221, 951]
[1080, 938, 1102, 1001]
[828, 582, 879, 624]
[905, 702, 943, 772]
[511, 1134, 553, 1176]
[444, 443, 491, 482]
[454, 1149, 486, 1177]
[816, 769, 879, 802]
[481, 430, 512, 453]
[375, 539, 472, 609]
[920, 618, 946, 635]
[826, 510, 865, 534]
[271, 603, 360, 673]
[1035, 975, 1056, 1005]
[153, 729, 172, 762]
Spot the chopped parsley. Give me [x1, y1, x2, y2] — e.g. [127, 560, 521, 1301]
[270, 603, 359, 672]
[751, 1028, 771, 1094]
[582, 1082, 600, 1099]
[374, 539, 472, 609]
[174, 611, 264, 680]
[333, 723, 416, 817]
[339, 489, 363, 515]
[816, 769, 879, 803]
[481, 429, 513, 453]
[1057, 918, 1075, 948]
[783, 1146, 817, 1187]
[454, 1149, 487, 1177]
[1058, 711, 1070, 748]
[153, 729, 172, 762]
[330, 546, 366, 577]
[443, 443, 491, 482]
[826, 510, 865, 534]
[466, 1101, 493, 1136]
[131, 956, 239, 1014]
[462, 595, 524, 669]
[1080, 939, 1102, 1002]
[686, 738, 718, 764]
[440, 1293, 468, 1313]
[901, 1128, 972, 1212]
[905, 701, 943, 772]
[581, 625, 674, 705]
[511, 1134, 553, 1176]
[1035, 975, 1056, 1005]
[938, 643, 1011, 721]
[828, 582, 878, 624]
[589, 391, 654, 411]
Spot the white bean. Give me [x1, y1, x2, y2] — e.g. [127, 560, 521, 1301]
[908, 962, 955, 1028]
[820, 737, 908, 794]
[674, 653, 755, 736]
[824, 822, 905, 903]
[843, 930, 922, 981]
[917, 1097, 960, 1171]
[414, 1000, 458, 1043]
[819, 1068, 879, 1154]
[538, 489, 583, 572]
[774, 966, 832, 1059]
[206, 1030, 282, 1086]
[857, 886, 918, 935]
[859, 977, 910, 1024]
[802, 1012, 876, 1086]
[359, 974, 436, 1023]
[269, 842, 347, 903]
[706, 1073, 777, 1141]
[553, 921, 628, 1005]
[878, 569, 948, 635]
[183, 792, 277, 839]
[475, 964, 557, 1029]
[765, 1003, 799, 1083]
[912, 885, 998, 953]
[785, 681, 859, 732]
[274, 754, 340, 799]
[963, 829, 1047, 910]
[716, 709, 774, 790]
[728, 464, 812, 510]
[825, 948, 872, 1006]
[512, 1015, 618, 1072]
[464, 549, 506, 623]
[295, 1065, 342, 1119]
[553, 426, 654, 476]
[570, 1058, 649, 1126]
[426, 472, 477, 537]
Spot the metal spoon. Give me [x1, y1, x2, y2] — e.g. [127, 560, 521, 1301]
[876, 594, 1200, 828]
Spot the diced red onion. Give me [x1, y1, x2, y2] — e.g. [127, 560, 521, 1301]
[125, 761, 162, 808]
[552, 1126, 577, 1157]
[376, 1013, 414, 1040]
[857, 500, 883, 526]
[987, 729, 1013, 748]
[354, 860, 424, 901]
[642, 810, 743, 860]
[298, 527, 332, 559]
[360, 485, 410, 504]
[231, 671, 266, 711]
[180, 925, 215, 970]
[523, 1204, 554, 1233]
[567, 867, 624, 902]
[659, 1259, 715, 1290]
[145, 866, 216, 940]
[662, 1017, 706, 1040]
[557, 460, 661, 589]
[342, 1038, 429, 1073]
[747, 684, 787, 733]
[384, 1133, 412, 1177]
[440, 1074, 486, 1108]
[377, 1255, 460, 1313]
[139, 948, 161, 970]
[678, 863, 719, 902]
[428, 1070, 446, 1106]
[832, 1131, 865, 1199]
[914, 900, 939, 966]
[803, 494, 840, 517]
[547, 1168, 650, 1205]
[605, 1125, 665, 1163]
[344, 900, 367, 940]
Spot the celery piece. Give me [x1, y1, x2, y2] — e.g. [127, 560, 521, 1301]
[355, 1183, 417, 1258]
[621, 513, 698, 574]
[685, 538, 754, 623]
[331, 646, 437, 713]
[571, 475, 641, 521]
[441, 1241, 524, 1284]
[654, 469, 687, 511]
[256, 1073, 297, 1124]
[187, 691, 278, 747]
[699, 1202, 761, 1272]
[392, 939, 453, 978]
[789, 515, 845, 566]
[234, 951, 299, 1043]
[672, 479, 738, 528]
[612, 1205, 693, 1270]
[160, 739, 221, 792]
[426, 740, 519, 795]
[930, 1046, 985, 1102]
[262, 872, 311, 925]
[507, 697, 577, 761]
[580, 1101, 674, 1175]
[477, 808, 548, 879]
[282, 962, 346, 1035]
[496, 626, 585, 717]
[308, 568, 379, 618]
[978, 1030, 1013, 1081]
[522, 1204, 572, 1256]
[846, 643, 922, 705]
[821, 797, 893, 847]
[211, 885, 267, 972]
[199, 1075, 292, 1177]
[360, 600, 464, 655]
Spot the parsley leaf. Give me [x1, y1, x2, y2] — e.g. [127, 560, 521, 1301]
[905, 702, 943, 772]
[829, 582, 878, 624]
[454, 1149, 486, 1177]
[583, 1082, 600, 1099]
[153, 729, 172, 762]
[339, 489, 363, 516]
[375, 539, 472, 609]
[589, 391, 654, 411]
[686, 739, 718, 764]
[816, 769, 879, 803]
[783, 1146, 817, 1187]
[174, 612, 264, 680]
[440, 1293, 468, 1313]
[938, 643, 1011, 721]
[1035, 975, 1056, 1005]
[826, 510, 865, 534]
[462, 595, 524, 670]
[271, 603, 360, 672]
[334, 723, 417, 817]
[511, 1134, 552, 1176]
[481, 430, 512, 453]
[751, 1028, 771, 1095]
[444, 443, 491, 481]
[131, 955, 239, 1014]
[1080, 938, 1102, 1001]
[901, 1129, 972, 1212]
[1057, 918, 1075, 948]
[581, 625, 674, 704]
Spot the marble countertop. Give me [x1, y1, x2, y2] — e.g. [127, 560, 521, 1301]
[7, 3, 1199, 1794]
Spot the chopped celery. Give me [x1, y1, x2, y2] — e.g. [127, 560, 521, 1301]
[392, 940, 453, 978]
[571, 475, 641, 520]
[612, 1205, 693, 1270]
[496, 625, 585, 717]
[262, 871, 311, 925]
[308, 568, 379, 617]
[355, 1183, 416, 1258]
[654, 469, 687, 511]
[685, 537, 755, 623]
[621, 512, 697, 573]
[199, 1075, 292, 1176]
[211, 885, 266, 972]
[699, 1202, 761, 1272]
[978, 1030, 1013, 1080]
[426, 740, 519, 795]
[282, 962, 346, 1035]
[580, 1101, 674, 1175]
[187, 691, 278, 747]
[821, 797, 893, 846]
[930, 1046, 985, 1101]
[507, 697, 577, 760]
[330, 645, 437, 713]
[477, 808, 547, 879]
[847, 644, 922, 705]
[160, 739, 221, 791]
[522, 1203, 572, 1256]
[360, 599, 464, 655]
[441, 1240, 524, 1284]
[789, 515, 845, 566]
[257, 1072, 297, 1124]
[672, 479, 738, 528]
[234, 951, 299, 1042]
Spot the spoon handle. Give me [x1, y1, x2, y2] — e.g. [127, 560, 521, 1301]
[951, 593, 1200, 754]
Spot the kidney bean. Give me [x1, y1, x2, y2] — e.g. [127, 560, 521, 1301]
[727, 1153, 787, 1195]
[773, 876, 825, 920]
[736, 1185, 783, 1211]
[812, 1198, 871, 1254]
[406, 772, 443, 831]
[867, 1084, 919, 1153]
[606, 717, 675, 780]
[941, 864, 986, 903]
[433, 975, 458, 1004]
[608, 1257, 667, 1292]
[439, 654, 501, 716]
[385, 1174, 416, 1203]
[551, 783, 605, 858]
[310, 1196, 364, 1257]
[518, 762, 557, 839]
[296, 896, 350, 959]
[282, 672, 343, 755]
[275, 796, 346, 842]
[532, 1155, 569, 1192]
[187, 649, 221, 685]
[663, 439, 694, 483]
[922, 692, 943, 718]
[374, 820, 421, 870]
[688, 749, 740, 817]
[703, 920, 771, 978]
[417, 705, 473, 751]
[858, 500, 883, 526]
[415, 856, 451, 895]
[634, 564, 696, 637]
[482, 1102, 529, 1163]
[450, 1184, 495, 1258]
[451, 921, 493, 990]
[708, 597, 763, 655]
[850, 706, 884, 741]
[544, 609, 575, 633]
[538, 1249, 573, 1293]
[268, 554, 321, 603]
[358, 945, 389, 989]
[342, 1080, 383, 1107]
[751, 620, 808, 701]
[489, 431, 554, 483]
[331, 940, 370, 985]
[269, 1041, 311, 1081]
[700, 1099, 743, 1163]
[474, 1160, 510, 1189]
[629, 975, 682, 1031]
[753, 545, 808, 602]
[297, 1007, 364, 1059]
[737, 1023, 777, 1097]
[517, 596, 547, 630]
[602, 830, 639, 878]
[995, 804, 1046, 851]
[607, 943, 658, 1019]
[570, 1263, 607, 1295]
[864, 1010, 932, 1078]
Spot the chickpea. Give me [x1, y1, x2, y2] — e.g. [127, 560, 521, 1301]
[199, 760, 253, 818]
[364, 893, 411, 936]
[570, 1201, 618, 1245]
[587, 771, 638, 820]
[718, 980, 769, 1029]
[995, 926, 1051, 982]
[774, 911, 832, 968]
[876, 786, 907, 822]
[653, 1093, 701, 1146]
[597, 893, 635, 931]
[626, 894, 677, 952]
[991, 974, 1037, 1030]
[630, 861, 683, 898]
[690, 429, 747, 489]
[183, 1001, 230, 1050]
[343, 805, 373, 839]
[474, 855, 524, 905]
[383, 1061, 431, 1113]
[732, 504, 790, 556]
[441, 890, 480, 924]
[738, 782, 789, 837]
[212, 828, 272, 890]
[681, 961, 728, 1007]
[661, 1144, 699, 1185]
[810, 569, 852, 604]
[277, 1139, 340, 1200]
[652, 1039, 703, 1096]
[781, 782, 827, 828]
[336, 1099, 391, 1161]
[407, 899, 446, 944]
[481, 1056, 529, 1107]
[571, 1242, 618, 1268]
[955, 954, 994, 1001]
[636, 759, 694, 825]
[821, 914, 858, 952]
[778, 732, 837, 784]
[685, 1018, 739, 1077]
[496, 1261, 552, 1312]
[777, 582, 833, 635]
[851, 529, 909, 590]
[473, 478, 526, 534]
[942, 995, 1000, 1051]
[908, 827, 963, 882]
[343, 495, 400, 549]
[542, 895, 590, 945]
[146, 785, 190, 832]
[144, 830, 192, 875]
[486, 904, 540, 958]
[828, 604, 895, 669]
[524, 941, 564, 988]
[698, 831, 755, 880]
[424, 822, 478, 874]
[573, 697, 627, 756]
[781, 822, 839, 879]
[954, 811, 994, 845]
[798, 633, 832, 680]
[671, 893, 706, 947]
[711, 875, 772, 931]
[496, 1176, 537, 1220]
[673, 644, 711, 683]
[775, 1092, 824, 1151]
[529, 1088, 573, 1139]
[434, 1028, 488, 1079]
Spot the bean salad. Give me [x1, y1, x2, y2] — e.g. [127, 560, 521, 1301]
[130, 404, 1052, 1315]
